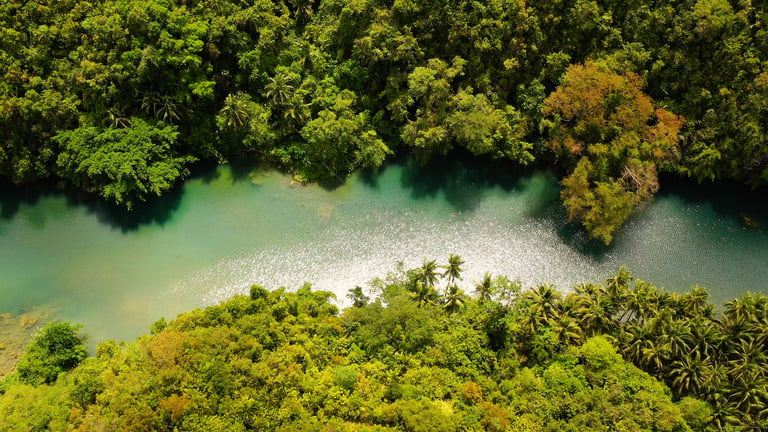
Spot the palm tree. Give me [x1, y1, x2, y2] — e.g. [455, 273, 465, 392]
[473, 272, 494, 302]
[528, 284, 561, 320]
[283, 97, 310, 125]
[658, 320, 694, 359]
[409, 281, 438, 308]
[441, 254, 464, 286]
[680, 285, 713, 318]
[288, 0, 314, 22]
[670, 351, 706, 396]
[104, 105, 131, 128]
[605, 266, 632, 302]
[264, 73, 295, 105]
[689, 317, 724, 360]
[141, 94, 181, 123]
[219, 93, 251, 128]
[699, 362, 728, 402]
[621, 279, 661, 325]
[640, 339, 672, 376]
[709, 394, 741, 430]
[726, 369, 768, 415]
[718, 314, 752, 352]
[620, 324, 651, 365]
[442, 284, 465, 313]
[414, 259, 440, 289]
[728, 335, 767, 381]
[550, 313, 583, 346]
[575, 290, 616, 336]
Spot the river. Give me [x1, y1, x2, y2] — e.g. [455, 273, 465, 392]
[1, 156, 767, 346]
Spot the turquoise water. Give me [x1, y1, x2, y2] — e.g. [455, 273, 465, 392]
[1, 157, 767, 343]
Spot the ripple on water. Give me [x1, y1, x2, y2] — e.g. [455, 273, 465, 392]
[173, 207, 608, 307]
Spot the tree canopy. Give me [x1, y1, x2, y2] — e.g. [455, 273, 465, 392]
[2, 0, 767, 237]
[2, 261, 766, 430]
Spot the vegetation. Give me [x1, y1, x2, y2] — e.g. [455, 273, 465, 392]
[11, 322, 87, 386]
[1, 259, 766, 431]
[3, 0, 768, 241]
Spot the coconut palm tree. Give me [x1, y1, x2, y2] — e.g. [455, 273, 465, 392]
[441, 254, 464, 286]
[442, 284, 465, 313]
[409, 281, 438, 308]
[473, 272, 494, 302]
[621, 279, 661, 324]
[680, 285, 713, 318]
[575, 290, 617, 336]
[728, 336, 767, 380]
[141, 94, 181, 123]
[699, 362, 728, 401]
[219, 93, 250, 128]
[709, 395, 741, 431]
[670, 351, 706, 396]
[605, 266, 632, 302]
[640, 339, 672, 376]
[620, 324, 651, 365]
[726, 368, 768, 414]
[104, 104, 131, 128]
[413, 259, 440, 289]
[658, 320, 694, 359]
[265, 73, 295, 105]
[283, 97, 310, 125]
[288, 0, 314, 21]
[526, 283, 562, 325]
[550, 313, 583, 346]
[689, 317, 724, 359]
[718, 314, 752, 352]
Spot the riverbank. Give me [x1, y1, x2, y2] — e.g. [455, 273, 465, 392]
[0, 159, 766, 346]
[0, 307, 53, 379]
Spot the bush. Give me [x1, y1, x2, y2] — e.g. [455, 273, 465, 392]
[16, 322, 87, 385]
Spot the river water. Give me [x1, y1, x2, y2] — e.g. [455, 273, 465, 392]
[1, 156, 767, 344]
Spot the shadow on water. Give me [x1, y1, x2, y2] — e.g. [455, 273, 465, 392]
[398, 150, 528, 213]
[0, 176, 184, 233]
[546, 173, 768, 262]
[76, 184, 185, 233]
[0, 178, 57, 222]
[657, 173, 768, 230]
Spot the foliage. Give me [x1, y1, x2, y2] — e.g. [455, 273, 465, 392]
[14, 322, 87, 385]
[54, 119, 195, 208]
[2, 0, 767, 242]
[4, 261, 761, 430]
[543, 62, 684, 244]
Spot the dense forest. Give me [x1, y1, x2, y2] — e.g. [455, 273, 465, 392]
[1, 260, 767, 431]
[3, 0, 768, 241]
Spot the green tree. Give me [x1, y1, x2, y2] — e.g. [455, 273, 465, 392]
[473, 272, 495, 302]
[412, 259, 440, 289]
[347, 286, 370, 308]
[218, 93, 251, 129]
[409, 281, 439, 308]
[16, 322, 87, 385]
[54, 119, 196, 209]
[264, 72, 296, 106]
[441, 254, 464, 286]
[442, 284, 466, 314]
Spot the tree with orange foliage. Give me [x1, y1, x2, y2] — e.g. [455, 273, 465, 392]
[543, 62, 685, 244]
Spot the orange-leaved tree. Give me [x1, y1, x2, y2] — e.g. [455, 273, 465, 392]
[543, 61, 685, 244]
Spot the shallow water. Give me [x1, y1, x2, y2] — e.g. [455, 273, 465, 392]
[1, 157, 766, 344]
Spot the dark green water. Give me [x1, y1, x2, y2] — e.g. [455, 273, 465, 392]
[1, 157, 766, 343]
